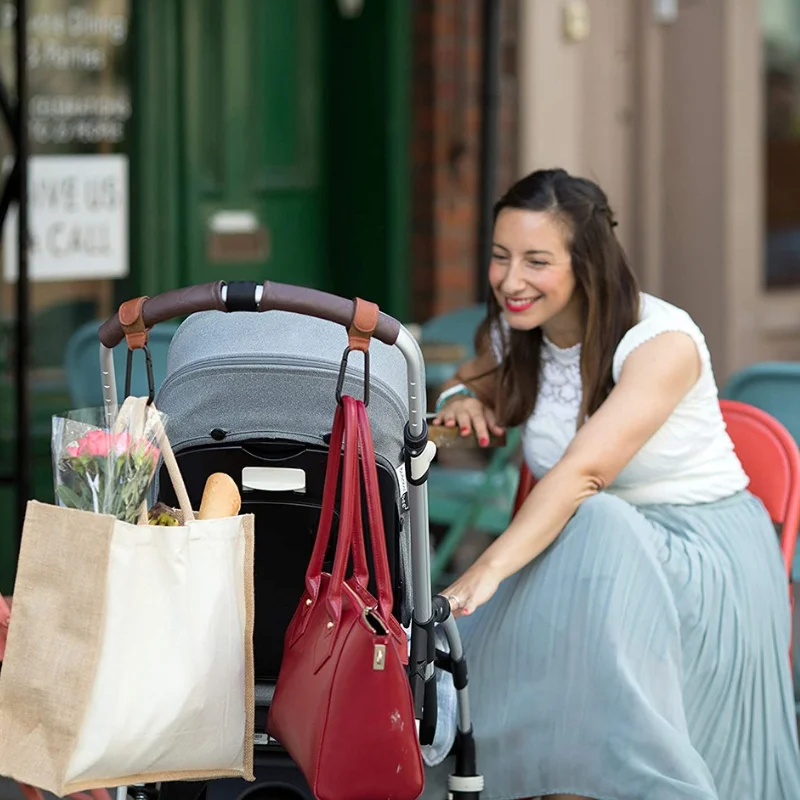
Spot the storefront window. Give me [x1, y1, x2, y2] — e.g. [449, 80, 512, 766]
[763, 0, 800, 287]
[0, 0, 131, 590]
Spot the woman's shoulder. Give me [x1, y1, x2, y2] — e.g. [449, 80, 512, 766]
[612, 294, 710, 383]
[638, 293, 699, 323]
[634, 293, 705, 333]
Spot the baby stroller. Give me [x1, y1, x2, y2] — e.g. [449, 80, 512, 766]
[97, 281, 484, 800]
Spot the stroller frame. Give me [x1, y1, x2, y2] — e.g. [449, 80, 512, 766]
[98, 281, 484, 800]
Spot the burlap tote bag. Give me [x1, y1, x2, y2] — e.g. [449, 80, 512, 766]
[0, 399, 255, 796]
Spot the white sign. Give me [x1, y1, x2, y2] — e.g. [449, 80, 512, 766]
[4, 153, 128, 282]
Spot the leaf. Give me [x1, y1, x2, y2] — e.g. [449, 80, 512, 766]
[56, 484, 88, 510]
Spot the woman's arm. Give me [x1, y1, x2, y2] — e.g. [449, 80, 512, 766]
[443, 330, 701, 614]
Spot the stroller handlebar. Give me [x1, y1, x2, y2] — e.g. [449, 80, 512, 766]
[98, 281, 226, 347]
[98, 280, 402, 348]
[259, 281, 401, 345]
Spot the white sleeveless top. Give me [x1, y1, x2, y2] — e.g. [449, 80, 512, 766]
[495, 293, 748, 505]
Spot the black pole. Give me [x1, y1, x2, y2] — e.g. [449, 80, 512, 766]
[476, 0, 501, 302]
[15, 0, 30, 538]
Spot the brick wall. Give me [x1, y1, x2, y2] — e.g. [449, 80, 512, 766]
[410, 0, 519, 324]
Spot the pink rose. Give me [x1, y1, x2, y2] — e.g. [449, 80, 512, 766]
[79, 430, 112, 458]
[66, 444, 81, 458]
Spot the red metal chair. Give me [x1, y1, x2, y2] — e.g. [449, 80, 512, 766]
[719, 399, 800, 579]
[513, 399, 800, 583]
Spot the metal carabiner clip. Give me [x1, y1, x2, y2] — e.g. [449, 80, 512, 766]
[335, 346, 370, 406]
[125, 344, 155, 404]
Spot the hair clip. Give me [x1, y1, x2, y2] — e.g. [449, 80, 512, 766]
[596, 204, 618, 228]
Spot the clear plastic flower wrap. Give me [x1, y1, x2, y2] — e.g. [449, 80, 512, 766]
[51, 399, 165, 524]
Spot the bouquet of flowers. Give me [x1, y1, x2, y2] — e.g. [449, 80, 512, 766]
[52, 399, 165, 524]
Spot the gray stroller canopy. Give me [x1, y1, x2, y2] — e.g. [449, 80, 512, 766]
[156, 310, 421, 475]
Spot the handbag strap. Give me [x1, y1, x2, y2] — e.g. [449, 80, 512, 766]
[304, 401, 346, 598]
[349, 480, 370, 588]
[304, 398, 359, 619]
[114, 396, 194, 522]
[346, 406, 384, 603]
[324, 397, 360, 623]
[303, 396, 393, 625]
[317, 397, 394, 622]
[354, 400, 394, 620]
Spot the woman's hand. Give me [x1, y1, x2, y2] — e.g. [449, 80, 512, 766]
[441, 563, 503, 617]
[432, 395, 504, 448]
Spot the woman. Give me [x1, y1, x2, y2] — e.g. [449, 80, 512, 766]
[427, 168, 800, 799]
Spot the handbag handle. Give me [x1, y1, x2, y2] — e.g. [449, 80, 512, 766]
[290, 400, 349, 647]
[304, 401, 345, 599]
[309, 397, 394, 622]
[302, 397, 359, 623]
[349, 483, 370, 589]
[352, 400, 394, 620]
[298, 397, 395, 639]
[323, 398, 360, 626]
[113, 396, 195, 522]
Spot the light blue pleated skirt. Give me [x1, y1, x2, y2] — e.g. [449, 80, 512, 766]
[421, 491, 800, 800]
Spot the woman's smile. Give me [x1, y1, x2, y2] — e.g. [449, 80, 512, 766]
[503, 296, 541, 313]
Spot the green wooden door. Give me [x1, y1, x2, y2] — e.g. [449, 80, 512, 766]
[133, 0, 410, 312]
[180, 0, 326, 289]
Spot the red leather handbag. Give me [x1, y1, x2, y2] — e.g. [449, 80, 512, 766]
[267, 396, 424, 800]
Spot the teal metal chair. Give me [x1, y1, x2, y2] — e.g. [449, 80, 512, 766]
[63, 320, 180, 408]
[426, 428, 522, 584]
[721, 362, 800, 446]
[419, 304, 522, 585]
[31, 300, 97, 372]
[420, 304, 486, 387]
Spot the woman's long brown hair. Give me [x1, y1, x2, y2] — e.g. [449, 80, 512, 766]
[466, 168, 640, 428]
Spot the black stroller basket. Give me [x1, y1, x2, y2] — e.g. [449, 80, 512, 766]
[99, 281, 484, 800]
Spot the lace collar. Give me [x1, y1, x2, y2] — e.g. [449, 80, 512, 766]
[541, 332, 581, 365]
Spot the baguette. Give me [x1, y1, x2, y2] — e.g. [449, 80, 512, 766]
[198, 472, 241, 519]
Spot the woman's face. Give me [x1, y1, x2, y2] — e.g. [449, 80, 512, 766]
[488, 208, 582, 345]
